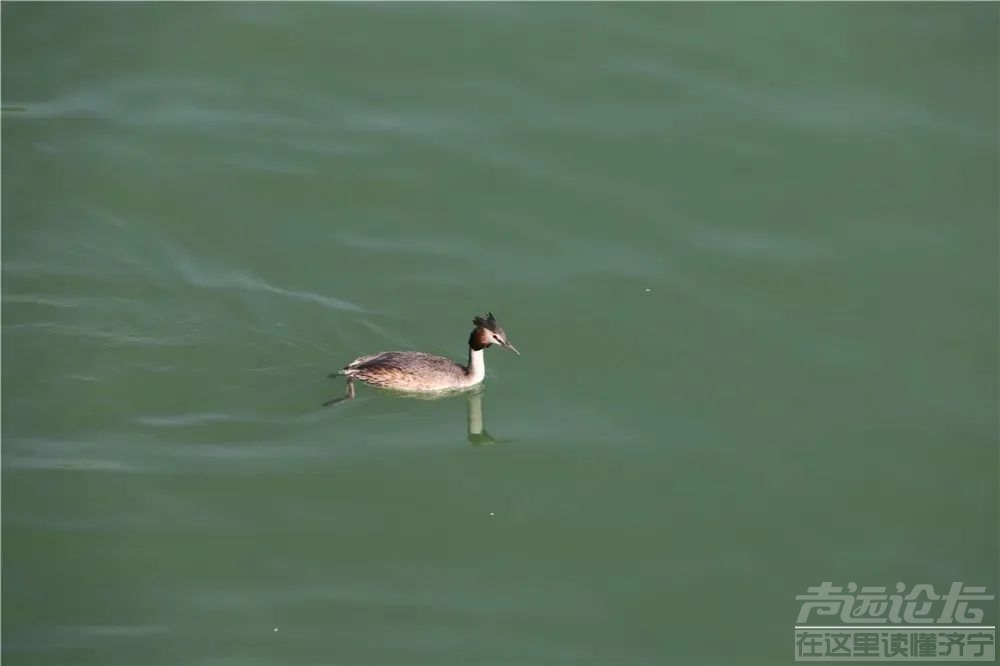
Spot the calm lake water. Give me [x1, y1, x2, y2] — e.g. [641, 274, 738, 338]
[3, 3, 997, 664]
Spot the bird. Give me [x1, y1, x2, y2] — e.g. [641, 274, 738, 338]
[324, 313, 519, 406]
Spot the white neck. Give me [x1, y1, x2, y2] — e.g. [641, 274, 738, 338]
[465, 347, 486, 385]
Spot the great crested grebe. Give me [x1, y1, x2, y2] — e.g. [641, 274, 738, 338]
[324, 313, 519, 406]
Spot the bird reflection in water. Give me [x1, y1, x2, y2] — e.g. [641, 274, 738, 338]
[325, 384, 509, 446]
[465, 388, 509, 446]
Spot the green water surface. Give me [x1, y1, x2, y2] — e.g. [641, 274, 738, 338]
[3, 3, 997, 664]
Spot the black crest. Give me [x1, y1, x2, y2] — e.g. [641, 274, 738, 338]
[472, 312, 500, 333]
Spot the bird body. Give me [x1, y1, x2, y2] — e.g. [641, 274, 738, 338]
[341, 348, 485, 392]
[325, 313, 518, 405]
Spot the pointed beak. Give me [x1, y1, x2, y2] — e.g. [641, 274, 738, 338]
[500, 339, 520, 356]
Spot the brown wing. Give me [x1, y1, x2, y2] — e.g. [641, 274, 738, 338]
[344, 351, 464, 390]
